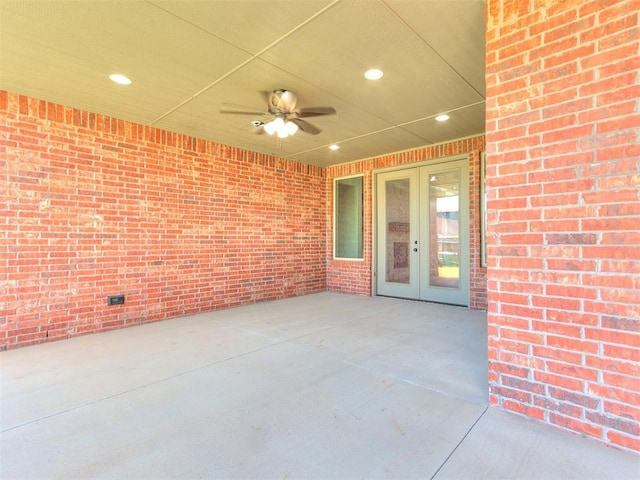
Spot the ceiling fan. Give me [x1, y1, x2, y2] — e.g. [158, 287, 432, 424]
[220, 89, 336, 138]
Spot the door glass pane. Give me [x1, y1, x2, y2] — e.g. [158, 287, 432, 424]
[385, 178, 410, 284]
[429, 169, 460, 289]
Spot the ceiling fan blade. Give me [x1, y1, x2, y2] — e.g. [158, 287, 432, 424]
[245, 123, 266, 135]
[296, 106, 337, 118]
[220, 110, 266, 116]
[259, 90, 272, 105]
[221, 101, 264, 110]
[291, 118, 321, 135]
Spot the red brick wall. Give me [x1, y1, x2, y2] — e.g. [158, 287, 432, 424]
[1, 91, 326, 350]
[326, 137, 487, 310]
[486, 0, 640, 452]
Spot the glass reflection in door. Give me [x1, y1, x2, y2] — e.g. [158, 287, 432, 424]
[385, 178, 410, 284]
[428, 169, 460, 289]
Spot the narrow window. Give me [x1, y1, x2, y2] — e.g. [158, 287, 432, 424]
[334, 175, 364, 260]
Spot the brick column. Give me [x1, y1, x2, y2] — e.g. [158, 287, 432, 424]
[485, 0, 640, 452]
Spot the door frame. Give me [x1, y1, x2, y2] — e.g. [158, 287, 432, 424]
[372, 154, 470, 304]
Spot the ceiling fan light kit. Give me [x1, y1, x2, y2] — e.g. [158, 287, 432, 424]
[282, 120, 299, 137]
[263, 117, 283, 135]
[263, 116, 299, 138]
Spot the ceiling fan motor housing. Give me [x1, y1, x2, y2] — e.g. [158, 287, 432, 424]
[270, 89, 297, 113]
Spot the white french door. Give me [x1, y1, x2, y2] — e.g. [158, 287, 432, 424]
[376, 158, 469, 306]
[375, 169, 420, 299]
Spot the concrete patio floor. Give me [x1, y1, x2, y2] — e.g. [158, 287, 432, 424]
[1, 292, 638, 479]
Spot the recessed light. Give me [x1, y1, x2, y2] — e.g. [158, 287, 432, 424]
[435, 114, 450, 122]
[364, 69, 383, 80]
[109, 73, 132, 85]
[329, 144, 340, 151]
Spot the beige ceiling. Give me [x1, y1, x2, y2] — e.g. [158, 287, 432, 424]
[0, 0, 485, 167]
